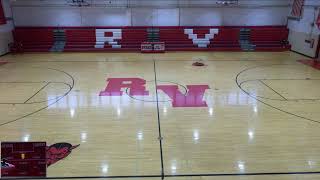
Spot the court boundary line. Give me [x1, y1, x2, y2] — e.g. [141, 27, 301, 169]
[5, 59, 272, 63]
[0, 175, 162, 180]
[153, 59, 165, 180]
[3, 171, 320, 179]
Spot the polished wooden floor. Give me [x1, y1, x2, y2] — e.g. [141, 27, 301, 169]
[0, 51, 320, 180]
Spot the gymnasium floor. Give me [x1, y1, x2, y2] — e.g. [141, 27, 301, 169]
[1, 51, 320, 180]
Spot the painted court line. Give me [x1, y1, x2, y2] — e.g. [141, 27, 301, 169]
[24, 82, 51, 103]
[2, 171, 320, 180]
[6, 59, 268, 63]
[153, 59, 165, 180]
[0, 68, 75, 127]
[236, 64, 320, 124]
[259, 80, 288, 100]
[298, 59, 320, 70]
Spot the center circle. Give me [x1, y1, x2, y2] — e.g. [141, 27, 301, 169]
[125, 80, 188, 102]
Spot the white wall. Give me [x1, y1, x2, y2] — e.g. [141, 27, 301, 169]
[82, 8, 131, 26]
[11, 0, 290, 27]
[0, 0, 13, 55]
[131, 8, 153, 26]
[179, 8, 223, 26]
[13, 7, 82, 26]
[179, 8, 287, 26]
[287, 0, 320, 58]
[9, 0, 290, 8]
[223, 7, 288, 26]
[131, 8, 179, 26]
[11, 7, 290, 27]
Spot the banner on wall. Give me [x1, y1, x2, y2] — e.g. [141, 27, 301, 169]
[290, 0, 305, 19]
[0, 0, 6, 25]
[317, 10, 320, 30]
[141, 42, 165, 53]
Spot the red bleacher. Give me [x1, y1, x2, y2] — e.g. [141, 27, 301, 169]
[65, 29, 96, 50]
[11, 26, 290, 52]
[12, 29, 54, 52]
[207, 28, 241, 51]
[250, 27, 290, 51]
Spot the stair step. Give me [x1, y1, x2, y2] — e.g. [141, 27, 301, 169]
[147, 28, 160, 42]
[51, 29, 66, 52]
[53, 30, 65, 33]
[239, 28, 255, 51]
[147, 29, 160, 32]
[240, 28, 251, 31]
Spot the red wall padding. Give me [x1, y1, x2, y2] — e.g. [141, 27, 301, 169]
[0, 0, 6, 25]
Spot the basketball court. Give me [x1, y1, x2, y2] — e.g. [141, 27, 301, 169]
[0, 51, 319, 180]
[1, 0, 320, 179]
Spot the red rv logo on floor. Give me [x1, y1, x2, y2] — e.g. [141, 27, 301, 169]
[47, 143, 80, 167]
[100, 78, 210, 107]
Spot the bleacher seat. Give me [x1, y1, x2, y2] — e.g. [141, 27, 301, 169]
[12, 29, 54, 52]
[11, 26, 290, 52]
[250, 27, 290, 51]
